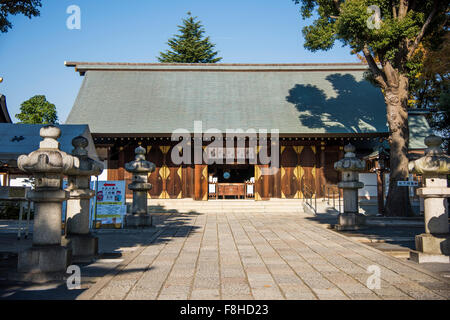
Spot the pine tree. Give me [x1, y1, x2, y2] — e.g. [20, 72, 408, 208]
[158, 13, 222, 63]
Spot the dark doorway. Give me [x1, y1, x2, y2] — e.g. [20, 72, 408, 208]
[209, 164, 254, 183]
[208, 164, 255, 199]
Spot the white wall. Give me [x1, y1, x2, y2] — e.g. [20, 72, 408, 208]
[95, 160, 108, 181]
[359, 173, 378, 199]
[9, 176, 32, 188]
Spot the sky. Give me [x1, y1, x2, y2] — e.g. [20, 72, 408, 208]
[0, 0, 357, 123]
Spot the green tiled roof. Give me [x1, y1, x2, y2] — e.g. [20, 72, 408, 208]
[408, 113, 432, 149]
[65, 63, 432, 148]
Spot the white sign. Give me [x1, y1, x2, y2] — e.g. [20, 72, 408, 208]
[397, 181, 419, 187]
[206, 147, 255, 160]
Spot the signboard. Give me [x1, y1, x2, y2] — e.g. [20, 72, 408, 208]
[62, 180, 126, 229]
[94, 181, 126, 227]
[0, 186, 28, 200]
[397, 181, 419, 187]
[206, 147, 255, 160]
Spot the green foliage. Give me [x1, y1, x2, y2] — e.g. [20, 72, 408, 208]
[293, 0, 448, 72]
[407, 32, 449, 149]
[293, 0, 449, 216]
[158, 13, 222, 63]
[431, 91, 450, 144]
[302, 17, 337, 51]
[0, 0, 41, 33]
[16, 95, 58, 124]
[294, 0, 449, 138]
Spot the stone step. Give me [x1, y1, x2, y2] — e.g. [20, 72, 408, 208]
[141, 199, 312, 214]
[146, 206, 305, 210]
[147, 205, 306, 209]
[149, 211, 305, 215]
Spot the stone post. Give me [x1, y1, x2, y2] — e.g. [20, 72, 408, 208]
[408, 135, 450, 263]
[17, 126, 75, 273]
[334, 143, 366, 231]
[124, 146, 155, 227]
[63, 136, 104, 263]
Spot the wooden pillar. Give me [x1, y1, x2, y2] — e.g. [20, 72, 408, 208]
[118, 146, 125, 181]
[377, 168, 385, 214]
[263, 164, 270, 200]
[318, 143, 326, 197]
[255, 164, 270, 200]
[194, 165, 201, 200]
[338, 144, 345, 197]
[194, 164, 207, 201]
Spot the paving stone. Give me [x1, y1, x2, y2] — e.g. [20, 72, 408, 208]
[190, 289, 221, 300]
[73, 209, 450, 300]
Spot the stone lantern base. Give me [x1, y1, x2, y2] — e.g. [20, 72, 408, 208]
[18, 245, 72, 273]
[124, 214, 152, 228]
[335, 212, 367, 231]
[410, 233, 450, 263]
[63, 234, 98, 263]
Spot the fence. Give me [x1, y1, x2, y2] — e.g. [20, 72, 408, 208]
[323, 184, 342, 213]
[303, 184, 317, 215]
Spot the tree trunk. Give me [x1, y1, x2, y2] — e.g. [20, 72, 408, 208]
[383, 73, 413, 217]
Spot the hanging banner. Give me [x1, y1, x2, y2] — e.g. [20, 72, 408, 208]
[94, 180, 127, 227]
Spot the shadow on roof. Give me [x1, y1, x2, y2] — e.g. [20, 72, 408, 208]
[286, 73, 386, 133]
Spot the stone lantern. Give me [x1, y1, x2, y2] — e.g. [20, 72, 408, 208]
[17, 126, 75, 273]
[334, 143, 366, 230]
[124, 145, 155, 227]
[63, 136, 104, 263]
[409, 135, 450, 263]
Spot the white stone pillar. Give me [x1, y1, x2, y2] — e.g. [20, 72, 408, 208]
[124, 146, 155, 227]
[334, 144, 366, 231]
[409, 135, 450, 263]
[63, 136, 104, 262]
[17, 126, 75, 274]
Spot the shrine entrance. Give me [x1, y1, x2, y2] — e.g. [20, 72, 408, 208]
[208, 164, 255, 199]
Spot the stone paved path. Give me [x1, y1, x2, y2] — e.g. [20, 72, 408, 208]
[78, 211, 450, 300]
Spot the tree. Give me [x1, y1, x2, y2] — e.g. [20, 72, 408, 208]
[409, 33, 449, 151]
[0, 0, 42, 33]
[293, 0, 449, 216]
[158, 12, 222, 63]
[16, 95, 58, 124]
[356, 27, 450, 151]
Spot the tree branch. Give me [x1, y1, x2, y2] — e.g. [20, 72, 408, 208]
[363, 46, 387, 88]
[332, 0, 341, 13]
[383, 61, 401, 87]
[407, 1, 439, 59]
[392, 5, 397, 19]
[398, 0, 409, 19]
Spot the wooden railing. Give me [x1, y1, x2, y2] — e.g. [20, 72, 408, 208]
[323, 184, 342, 213]
[303, 184, 317, 215]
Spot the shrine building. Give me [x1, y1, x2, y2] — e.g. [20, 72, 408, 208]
[64, 62, 432, 201]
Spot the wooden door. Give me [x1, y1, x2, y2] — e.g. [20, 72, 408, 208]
[299, 146, 317, 198]
[166, 145, 183, 199]
[280, 146, 303, 198]
[194, 164, 208, 201]
[147, 145, 164, 198]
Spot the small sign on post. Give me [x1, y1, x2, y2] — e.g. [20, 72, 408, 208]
[397, 181, 419, 187]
